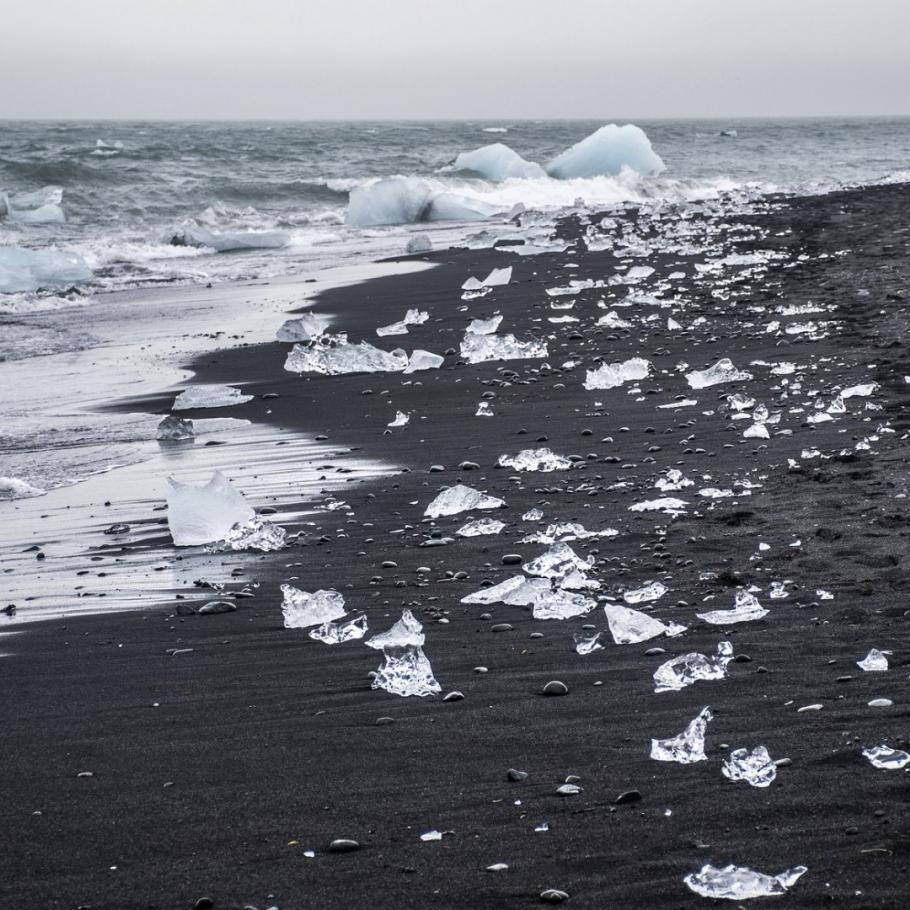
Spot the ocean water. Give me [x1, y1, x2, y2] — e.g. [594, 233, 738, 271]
[2, 118, 909, 318]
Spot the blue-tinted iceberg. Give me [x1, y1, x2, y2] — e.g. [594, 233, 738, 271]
[0, 247, 92, 294]
[451, 143, 546, 180]
[1, 187, 66, 224]
[169, 226, 289, 252]
[547, 125, 665, 179]
[346, 178, 434, 226]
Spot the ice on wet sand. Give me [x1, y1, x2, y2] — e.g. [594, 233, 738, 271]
[367, 610, 441, 697]
[276, 313, 331, 342]
[424, 484, 505, 518]
[684, 864, 807, 899]
[172, 384, 253, 410]
[460, 332, 547, 364]
[309, 614, 369, 644]
[651, 707, 713, 764]
[281, 586, 348, 629]
[166, 471, 254, 546]
[863, 745, 910, 770]
[284, 335, 408, 375]
[456, 518, 506, 537]
[156, 415, 195, 441]
[697, 591, 768, 625]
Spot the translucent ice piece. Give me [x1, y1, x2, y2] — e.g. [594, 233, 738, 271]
[651, 706, 713, 764]
[276, 312, 330, 342]
[388, 411, 410, 427]
[857, 648, 890, 672]
[584, 357, 651, 390]
[697, 591, 768, 625]
[523, 508, 544, 521]
[597, 311, 632, 329]
[546, 124, 665, 179]
[376, 320, 410, 336]
[169, 226, 289, 251]
[686, 358, 753, 389]
[281, 585, 347, 629]
[467, 314, 503, 335]
[452, 143, 546, 180]
[523, 542, 594, 581]
[483, 266, 512, 287]
[461, 575, 543, 606]
[863, 745, 910, 770]
[214, 516, 287, 552]
[531, 588, 597, 620]
[459, 332, 548, 364]
[406, 233, 432, 254]
[366, 608, 425, 649]
[574, 631, 603, 655]
[0, 246, 92, 293]
[654, 641, 734, 693]
[629, 497, 688, 516]
[166, 471, 255, 546]
[284, 336, 408, 375]
[623, 581, 667, 604]
[604, 602, 687, 644]
[656, 469, 693, 492]
[841, 382, 878, 399]
[372, 645, 441, 697]
[521, 522, 618, 545]
[684, 864, 807, 899]
[424, 484, 505, 518]
[722, 746, 777, 788]
[156, 415, 195, 441]
[457, 518, 506, 537]
[404, 349, 444, 373]
[475, 401, 494, 417]
[309, 613, 368, 644]
[172, 384, 253, 410]
[498, 448, 572, 472]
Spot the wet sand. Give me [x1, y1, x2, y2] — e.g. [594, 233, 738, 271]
[2, 183, 910, 908]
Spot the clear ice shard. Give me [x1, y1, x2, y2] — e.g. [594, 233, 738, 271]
[545, 123, 665, 178]
[475, 401, 494, 416]
[456, 518, 506, 537]
[213, 516, 287, 552]
[372, 645, 442, 697]
[651, 707, 713, 764]
[722, 746, 777, 788]
[684, 864, 807, 899]
[466, 315, 503, 335]
[523, 543, 595, 584]
[309, 614, 369, 644]
[388, 411, 410, 427]
[521, 522, 617, 544]
[531, 588, 597, 620]
[654, 641, 734, 693]
[276, 313, 331, 342]
[366, 609, 426, 649]
[459, 332, 548, 364]
[424, 484, 505, 518]
[629, 497, 688, 516]
[863, 745, 910, 770]
[656, 469, 693, 492]
[404, 349, 444, 373]
[284, 335, 408, 375]
[166, 471, 255, 546]
[603, 602, 686, 644]
[156, 415, 195, 441]
[597, 311, 632, 329]
[574, 631, 603, 655]
[685, 358, 753, 389]
[172, 384, 253, 410]
[481, 266, 512, 287]
[697, 591, 768, 625]
[584, 357, 651, 390]
[497, 448, 572, 472]
[281, 585, 347, 629]
[0, 246, 92, 293]
[461, 575, 545, 606]
[857, 648, 890, 671]
[623, 581, 667, 604]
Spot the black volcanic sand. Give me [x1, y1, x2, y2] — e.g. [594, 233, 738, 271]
[3, 184, 910, 909]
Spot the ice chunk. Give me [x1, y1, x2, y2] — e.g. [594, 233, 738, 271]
[281, 585, 347, 629]
[457, 518, 506, 537]
[461, 575, 541, 606]
[497, 448, 572, 472]
[524, 542, 594, 582]
[654, 641, 734, 693]
[345, 177, 433, 226]
[575, 631, 603, 655]
[651, 707, 713, 764]
[377, 308, 429, 337]
[309, 614, 368, 644]
[462, 266, 512, 290]
[276, 313, 331, 342]
[284, 335, 408, 375]
[451, 143, 546, 180]
[459, 332, 547, 364]
[424, 484, 505, 518]
[169, 226, 289, 251]
[629, 497, 688, 516]
[722, 746, 777, 788]
[684, 864, 807, 900]
[857, 648, 890, 671]
[172, 384, 253, 410]
[522, 522, 617, 545]
[212, 516, 286, 552]
[467, 315, 503, 335]
[656, 469, 693, 492]
[603, 602, 686, 644]
[388, 411, 410, 427]
[404, 349, 444, 373]
[697, 591, 768, 625]
[546, 124, 665, 178]
[0, 246, 92, 294]
[475, 401, 494, 417]
[2, 188, 65, 224]
[0, 476, 45, 500]
[841, 382, 877, 399]
[863, 745, 910, 770]
[623, 581, 667, 604]
[166, 471, 254, 546]
[427, 193, 501, 222]
[367, 608, 425, 649]
[156, 415, 195, 441]
[406, 233, 433, 254]
[523, 508, 544, 521]
[532, 588, 597, 620]
[686, 358, 753, 389]
[584, 357, 651, 390]
[372, 644, 441, 697]
[597, 311, 632, 329]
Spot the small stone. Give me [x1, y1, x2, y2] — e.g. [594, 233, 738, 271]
[375, 717, 395, 726]
[194, 899, 214, 910]
[460, 461, 480, 470]
[501, 554, 523, 565]
[542, 680, 568, 697]
[491, 623, 513, 633]
[429, 465, 446, 473]
[614, 789, 642, 805]
[328, 838, 360, 853]
[443, 691, 464, 702]
[507, 768, 529, 782]
[540, 889, 570, 904]
[196, 600, 237, 615]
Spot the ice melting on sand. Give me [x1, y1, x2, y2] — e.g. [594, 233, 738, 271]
[584, 357, 651, 390]
[623, 581, 667, 604]
[388, 411, 410, 427]
[459, 332, 547, 364]
[462, 266, 513, 290]
[467, 314, 503, 335]
[497, 447, 572, 472]
[603, 602, 686, 645]
[172, 384, 253, 410]
[722, 746, 778, 788]
[521, 522, 617, 545]
[654, 641, 734, 693]
[284, 335, 408, 375]
[424, 484, 505, 518]
[277, 313, 331, 342]
[686, 358, 753, 389]
[857, 648, 890, 672]
[651, 707, 713, 764]
[629, 497, 688, 516]
[546, 124, 665, 178]
[863, 745, 910, 770]
[697, 591, 768, 625]
[376, 308, 429, 337]
[684, 864, 807, 900]
[523, 542, 595, 585]
[214, 516, 286, 553]
[367, 609, 441, 697]
[281, 585, 348, 629]
[166, 471, 255, 546]
[404, 349, 444, 373]
[309, 614, 369, 644]
[156, 415, 195, 441]
[0, 246, 92, 294]
[457, 518, 506, 537]
[452, 144, 546, 180]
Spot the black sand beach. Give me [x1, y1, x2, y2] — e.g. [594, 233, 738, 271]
[3, 183, 910, 908]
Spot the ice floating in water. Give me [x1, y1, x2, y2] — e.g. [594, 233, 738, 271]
[404, 349, 444, 373]
[654, 641, 734, 693]
[584, 357, 651, 390]
[603, 602, 686, 644]
[629, 497, 688, 516]
[459, 332, 547, 364]
[276, 313, 331, 342]
[173, 384, 253, 410]
[651, 707, 713, 764]
[546, 124, 665, 178]
[1, 186, 65, 224]
[213, 516, 287, 553]
[697, 591, 768, 625]
[457, 518, 506, 537]
[522, 522, 617, 545]
[309, 614, 369, 644]
[166, 471, 254, 546]
[722, 746, 777, 788]
[406, 233, 433, 254]
[498, 447, 572, 472]
[467, 314, 503, 335]
[156, 415, 195, 441]
[686, 358, 753, 389]
[452, 143, 546, 180]
[684, 864, 807, 900]
[623, 581, 667, 604]
[857, 648, 890, 672]
[0, 246, 92, 294]
[169, 226, 289, 251]
[0, 476, 45, 500]
[281, 585, 347, 629]
[424, 484, 505, 518]
[863, 745, 910, 770]
[284, 335, 408, 375]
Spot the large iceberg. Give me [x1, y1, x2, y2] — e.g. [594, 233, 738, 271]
[166, 471, 254, 546]
[0, 246, 92, 294]
[169, 226, 289, 252]
[345, 178, 434, 226]
[451, 143, 546, 180]
[546, 124, 665, 179]
[1, 187, 66, 224]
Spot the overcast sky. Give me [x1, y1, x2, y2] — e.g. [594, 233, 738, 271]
[3, 0, 909, 120]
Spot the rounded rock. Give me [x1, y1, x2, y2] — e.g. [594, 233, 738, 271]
[327, 838, 361, 853]
[540, 890, 570, 904]
[542, 680, 569, 697]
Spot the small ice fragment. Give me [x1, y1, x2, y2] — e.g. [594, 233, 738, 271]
[768, 582, 788, 599]
[651, 707, 712, 764]
[376, 320, 410, 336]
[629, 497, 688, 516]
[156, 415, 195, 441]
[816, 589, 833, 600]
[404, 349, 444, 373]
[173, 384, 253, 410]
[419, 829, 444, 842]
[684, 863, 807, 899]
[459, 332, 547, 364]
[697, 591, 768, 625]
[667, 317, 682, 330]
[424, 484, 505, 518]
[656, 469, 693, 492]
[166, 471, 254, 546]
[841, 382, 877, 399]
[654, 642, 734, 693]
[597, 311, 632, 329]
[603, 603, 686, 645]
[523, 508, 544, 521]
[685, 358, 753, 390]
[466, 314, 502, 335]
[214, 516, 287, 552]
[623, 581, 667, 605]
[521, 522, 617, 545]
[475, 401, 494, 417]
[574, 631, 603, 655]
[658, 399, 698, 409]
[532, 588, 597, 620]
[722, 746, 777, 788]
[857, 649, 890, 672]
[482, 266, 512, 286]
[281, 585, 347, 629]
[523, 542, 594, 582]
[863, 745, 910, 770]
[372, 645, 441, 697]
[309, 614, 368, 644]
[406, 233, 432, 254]
[584, 357, 651, 390]
[456, 518, 506, 537]
[276, 312, 330, 342]
[366, 609, 425, 649]
[284, 335, 408, 375]
[388, 411, 410, 427]
[497, 448, 572, 472]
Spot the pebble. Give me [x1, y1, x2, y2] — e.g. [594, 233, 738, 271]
[614, 789, 642, 805]
[491, 623, 513, 633]
[501, 554, 523, 565]
[540, 889, 570, 904]
[194, 899, 214, 910]
[542, 680, 568, 696]
[197, 600, 237, 615]
[327, 838, 360, 853]
[507, 768, 529, 781]
[375, 717, 395, 726]
[443, 691, 464, 702]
